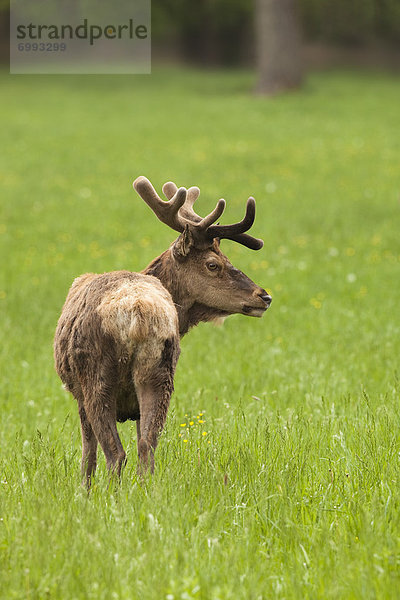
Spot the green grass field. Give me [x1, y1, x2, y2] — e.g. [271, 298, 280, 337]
[1, 67, 400, 599]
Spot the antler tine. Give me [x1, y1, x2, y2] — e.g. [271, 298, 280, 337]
[133, 176, 187, 233]
[185, 186, 200, 209]
[162, 182, 205, 225]
[175, 185, 202, 224]
[162, 181, 178, 200]
[206, 197, 264, 250]
[208, 197, 255, 236]
[197, 199, 226, 229]
[164, 182, 224, 229]
[162, 181, 195, 225]
[178, 186, 225, 230]
[227, 232, 264, 250]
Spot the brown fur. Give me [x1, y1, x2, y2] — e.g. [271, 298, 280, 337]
[54, 188, 271, 486]
[54, 271, 180, 482]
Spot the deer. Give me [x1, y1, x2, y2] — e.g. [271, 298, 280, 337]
[54, 176, 272, 486]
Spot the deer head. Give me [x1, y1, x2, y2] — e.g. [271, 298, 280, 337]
[133, 177, 271, 329]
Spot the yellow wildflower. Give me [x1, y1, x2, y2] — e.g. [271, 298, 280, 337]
[310, 298, 322, 309]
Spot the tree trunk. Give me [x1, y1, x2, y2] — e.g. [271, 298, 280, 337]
[255, 0, 303, 94]
[0, 5, 10, 64]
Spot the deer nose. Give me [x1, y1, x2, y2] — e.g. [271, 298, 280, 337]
[258, 291, 272, 307]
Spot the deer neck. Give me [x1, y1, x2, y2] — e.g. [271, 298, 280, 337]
[142, 249, 196, 336]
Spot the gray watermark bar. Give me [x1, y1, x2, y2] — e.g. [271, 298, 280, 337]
[10, 0, 151, 74]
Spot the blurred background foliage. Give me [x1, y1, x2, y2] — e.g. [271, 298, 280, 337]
[151, 0, 400, 65]
[300, 0, 400, 44]
[1, 0, 400, 66]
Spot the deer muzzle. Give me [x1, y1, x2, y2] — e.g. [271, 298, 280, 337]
[242, 288, 272, 317]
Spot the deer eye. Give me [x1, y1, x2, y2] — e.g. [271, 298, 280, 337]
[206, 261, 219, 271]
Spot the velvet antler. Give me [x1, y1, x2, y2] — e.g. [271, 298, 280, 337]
[133, 176, 263, 250]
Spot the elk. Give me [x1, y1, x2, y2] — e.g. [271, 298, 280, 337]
[54, 177, 271, 485]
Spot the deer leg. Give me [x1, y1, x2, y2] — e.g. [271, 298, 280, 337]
[134, 337, 180, 475]
[78, 403, 98, 487]
[135, 381, 170, 474]
[80, 380, 126, 478]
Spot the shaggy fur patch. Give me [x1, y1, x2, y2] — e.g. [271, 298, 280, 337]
[97, 276, 178, 352]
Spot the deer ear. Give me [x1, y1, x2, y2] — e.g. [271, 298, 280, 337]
[173, 224, 194, 260]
